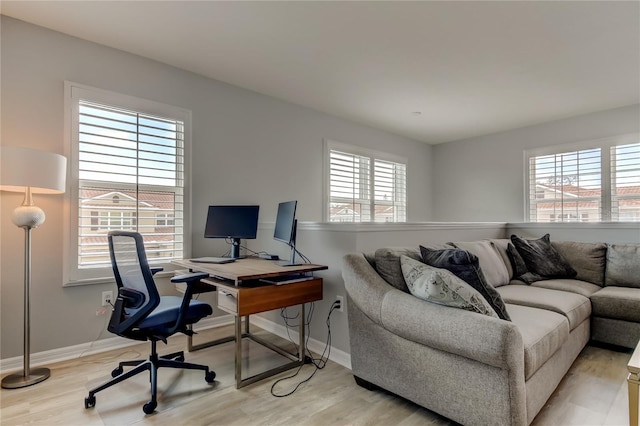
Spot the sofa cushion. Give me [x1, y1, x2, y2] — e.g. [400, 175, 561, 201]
[400, 256, 499, 318]
[450, 240, 510, 287]
[591, 287, 640, 322]
[420, 246, 511, 321]
[489, 239, 514, 279]
[497, 285, 591, 330]
[531, 278, 602, 298]
[374, 247, 422, 292]
[605, 244, 640, 288]
[551, 241, 607, 286]
[507, 303, 570, 380]
[511, 234, 577, 279]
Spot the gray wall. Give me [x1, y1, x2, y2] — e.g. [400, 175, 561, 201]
[431, 104, 640, 222]
[0, 17, 432, 359]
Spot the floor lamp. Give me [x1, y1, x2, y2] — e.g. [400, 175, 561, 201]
[0, 146, 67, 389]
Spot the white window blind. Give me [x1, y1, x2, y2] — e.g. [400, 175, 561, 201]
[373, 159, 407, 222]
[528, 148, 602, 222]
[77, 101, 184, 268]
[611, 142, 640, 221]
[326, 142, 407, 222]
[64, 83, 190, 285]
[526, 134, 640, 223]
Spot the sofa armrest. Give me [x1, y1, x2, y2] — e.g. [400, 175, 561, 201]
[381, 290, 524, 369]
[342, 253, 396, 326]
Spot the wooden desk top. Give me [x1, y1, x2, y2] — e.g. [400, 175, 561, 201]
[172, 257, 327, 283]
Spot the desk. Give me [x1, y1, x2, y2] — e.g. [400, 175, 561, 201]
[172, 258, 327, 388]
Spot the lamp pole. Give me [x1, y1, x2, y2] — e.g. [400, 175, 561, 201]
[1, 187, 51, 388]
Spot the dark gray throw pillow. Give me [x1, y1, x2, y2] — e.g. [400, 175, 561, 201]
[419, 246, 511, 321]
[510, 234, 577, 279]
[506, 243, 528, 278]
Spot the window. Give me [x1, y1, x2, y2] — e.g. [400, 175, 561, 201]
[526, 134, 640, 222]
[325, 140, 407, 222]
[156, 213, 175, 227]
[612, 142, 640, 221]
[64, 83, 190, 285]
[99, 211, 136, 230]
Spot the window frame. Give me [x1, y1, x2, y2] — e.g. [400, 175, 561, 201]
[63, 82, 192, 286]
[524, 133, 639, 223]
[323, 139, 408, 222]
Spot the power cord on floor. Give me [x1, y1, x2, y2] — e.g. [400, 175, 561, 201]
[78, 302, 142, 363]
[270, 300, 340, 397]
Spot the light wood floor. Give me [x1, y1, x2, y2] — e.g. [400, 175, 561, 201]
[0, 324, 632, 426]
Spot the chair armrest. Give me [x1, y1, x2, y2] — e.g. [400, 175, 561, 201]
[150, 267, 164, 276]
[119, 287, 146, 309]
[168, 271, 211, 335]
[171, 272, 209, 283]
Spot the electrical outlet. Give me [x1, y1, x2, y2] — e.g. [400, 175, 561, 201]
[101, 290, 113, 307]
[336, 295, 344, 313]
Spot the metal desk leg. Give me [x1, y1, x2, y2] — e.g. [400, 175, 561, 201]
[299, 303, 306, 362]
[235, 315, 243, 388]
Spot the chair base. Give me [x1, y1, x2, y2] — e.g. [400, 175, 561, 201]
[85, 340, 215, 414]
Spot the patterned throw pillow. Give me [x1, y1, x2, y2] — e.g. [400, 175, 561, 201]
[510, 234, 577, 279]
[419, 246, 512, 321]
[400, 256, 499, 318]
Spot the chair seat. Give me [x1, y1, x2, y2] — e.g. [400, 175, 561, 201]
[137, 296, 213, 331]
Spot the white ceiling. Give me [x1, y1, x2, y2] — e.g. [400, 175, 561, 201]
[2, 1, 639, 144]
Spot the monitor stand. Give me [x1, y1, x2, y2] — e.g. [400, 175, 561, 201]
[278, 244, 303, 267]
[230, 238, 246, 259]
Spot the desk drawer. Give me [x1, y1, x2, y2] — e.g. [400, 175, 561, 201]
[217, 289, 238, 314]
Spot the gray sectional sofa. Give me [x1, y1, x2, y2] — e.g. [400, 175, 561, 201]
[342, 238, 640, 426]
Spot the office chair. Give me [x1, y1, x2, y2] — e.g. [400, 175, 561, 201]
[84, 231, 215, 414]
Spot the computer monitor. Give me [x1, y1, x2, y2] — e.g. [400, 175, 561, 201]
[204, 205, 260, 259]
[273, 200, 301, 266]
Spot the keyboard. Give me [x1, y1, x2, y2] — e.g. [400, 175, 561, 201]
[190, 257, 236, 264]
[259, 275, 314, 285]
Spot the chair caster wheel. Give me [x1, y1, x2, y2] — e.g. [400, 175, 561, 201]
[111, 366, 123, 377]
[143, 400, 157, 414]
[205, 370, 216, 383]
[84, 395, 96, 409]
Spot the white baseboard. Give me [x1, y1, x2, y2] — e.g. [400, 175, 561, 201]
[0, 315, 351, 373]
[249, 315, 352, 369]
[0, 315, 233, 374]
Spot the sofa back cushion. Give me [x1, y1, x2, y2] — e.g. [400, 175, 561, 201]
[490, 239, 514, 279]
[450, 240, 510, 287]
[605, 244, 640, 288]
[373, 247, 422, 292]
[551, 241, 607, 286]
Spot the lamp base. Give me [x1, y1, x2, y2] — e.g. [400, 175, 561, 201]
[1, 367, 50, 389]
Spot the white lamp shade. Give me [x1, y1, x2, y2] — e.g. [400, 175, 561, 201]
[0, 146, 67, 194]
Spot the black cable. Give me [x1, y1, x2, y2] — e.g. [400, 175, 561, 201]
[270, 300, 339, 397]
[293, 247, 311, 263]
